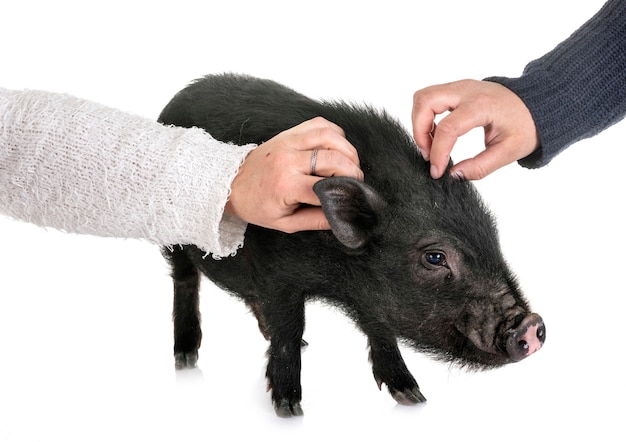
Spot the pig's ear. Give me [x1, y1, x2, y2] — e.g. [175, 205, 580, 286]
[313, 177, 386, 249]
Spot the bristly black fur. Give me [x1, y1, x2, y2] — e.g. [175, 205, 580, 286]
[158, 73, 543, 417]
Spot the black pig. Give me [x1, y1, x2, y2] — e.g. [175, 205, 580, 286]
[158, 73, 545, 417]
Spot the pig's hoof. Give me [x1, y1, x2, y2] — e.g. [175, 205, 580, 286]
[274, 398, 304, 418]
[391, 387, 427, 405]
[175, 351, 198, 370]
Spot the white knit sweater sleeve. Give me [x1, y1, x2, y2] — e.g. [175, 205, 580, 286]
[0, 87, 256, 257]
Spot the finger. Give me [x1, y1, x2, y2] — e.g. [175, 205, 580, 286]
[283, 175, 323, 208]
[306, 127, 360, 166]
[297, 116, 346, 137]
[289, 117, 361, 166]
[411, 105, 435, 157]
[428, 105, 491, 178]
[303, 148, 364, 180]
[275, 206, 331, 233]
[449, 139, 527, 180]
[448, 156, 495, 181]
[412, 85, 463, 156]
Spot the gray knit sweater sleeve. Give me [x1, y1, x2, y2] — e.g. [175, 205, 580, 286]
[485, 0, 626, 168]
[0, 88, 256, 257]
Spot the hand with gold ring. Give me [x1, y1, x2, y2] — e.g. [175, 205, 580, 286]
[224, 116, 363, 233]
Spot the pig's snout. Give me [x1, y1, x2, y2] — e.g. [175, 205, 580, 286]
[505, 313, 546, 362]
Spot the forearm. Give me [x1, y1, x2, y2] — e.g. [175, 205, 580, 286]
[0, 88, 256, 257]
[485, 0, 626, 168]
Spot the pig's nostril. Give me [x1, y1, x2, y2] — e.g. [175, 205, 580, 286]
[537, 325, 546, 342]
[506, 335, 532, 362]
[506, 313, 545, 362]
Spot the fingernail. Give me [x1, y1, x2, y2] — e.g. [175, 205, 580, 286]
[430, 165, 438, 178]
[419, 148, 429, 161]
[451, 170, 465, 180]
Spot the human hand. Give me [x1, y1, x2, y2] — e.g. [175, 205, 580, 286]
[225, 116, 364, 232]
[412, 79, 540, 180]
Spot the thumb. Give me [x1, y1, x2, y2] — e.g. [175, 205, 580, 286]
[449, 141, 521, 180]
[274, 207, 331, 233]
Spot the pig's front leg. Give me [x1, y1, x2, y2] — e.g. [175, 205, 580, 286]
[263, 299, 306, 417]
[369, 337, 427, 405]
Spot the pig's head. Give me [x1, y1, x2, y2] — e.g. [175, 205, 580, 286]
[313, 175, 545, 370]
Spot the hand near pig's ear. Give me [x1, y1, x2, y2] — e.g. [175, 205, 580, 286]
[313, 177, 386, 249]
[412, 79, 539, 180]
[225, 117, 364, 233]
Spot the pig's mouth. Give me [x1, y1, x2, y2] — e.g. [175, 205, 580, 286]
[450, 329, 512, 369]
[451, 321, 512, 368]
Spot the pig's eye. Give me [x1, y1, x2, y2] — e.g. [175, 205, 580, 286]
[424, 252, 447, 267]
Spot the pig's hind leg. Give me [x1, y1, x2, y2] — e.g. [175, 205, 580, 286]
[247, 299, 271, 341]
[163, 247, 202, 369]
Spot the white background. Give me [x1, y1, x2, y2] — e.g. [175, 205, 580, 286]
[1, 1, 623, 440]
